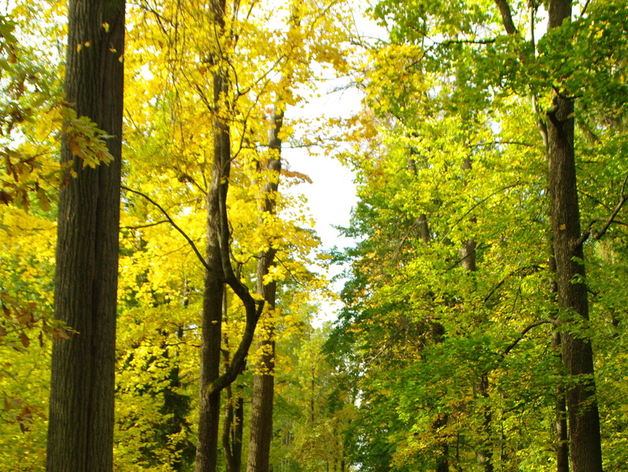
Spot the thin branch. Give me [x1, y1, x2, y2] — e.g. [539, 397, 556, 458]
[502, 320, 554, 357]
[467, 140, 534, 148]
[121, 185, 209, 271]
[579, 189, 613, 212]
[390, 219, 423, 264]
[274, 255, 306, 287]
[440, 183, 521, 243]
[484, 265, 542, 303]
[580, 0, 592, 18]
[439, 38, 497, 47]
[445, 243, 487, 271]
[577, 172, 628, 246]
[121, 220, 169, 230]
[586, 218, 628, 229]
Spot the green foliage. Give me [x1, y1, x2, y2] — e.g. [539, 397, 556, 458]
[331, 0, 628, 470]
[2, 0, 628, 471]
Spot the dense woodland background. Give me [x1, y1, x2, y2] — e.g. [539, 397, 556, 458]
[1, 0, 628, 471]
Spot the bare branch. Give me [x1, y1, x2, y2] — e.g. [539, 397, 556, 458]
[483, 265, 542, 303]
[439, 38, 497, 47]
[440, 183, 521, 243]
[580, 0, 592, 18]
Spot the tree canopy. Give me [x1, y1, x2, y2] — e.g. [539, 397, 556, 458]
[1, 0, 628, 471]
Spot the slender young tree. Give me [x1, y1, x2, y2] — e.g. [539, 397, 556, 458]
[247, 107, 283, 472]
[194, 2, 229, 468]
[46, 0, 125, 470]
[195, 2, 263, 470]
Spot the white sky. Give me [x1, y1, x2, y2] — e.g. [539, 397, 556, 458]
[282, 83, 361, 324]
[281, 2, 385, 324]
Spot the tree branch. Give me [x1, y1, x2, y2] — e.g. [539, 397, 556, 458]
[466, 140, 534, 148]
[577, 172, 628, 246]
[121, 185, 209, 271]
[440, 183, 521, 244]
[494, 0, 518, 35]
[483, 265, 542, 303]
[120, 220, 169, 230]
[438, 38, 496, 47]
[445, 243, 487, 271]
[502, 320, 554, 357]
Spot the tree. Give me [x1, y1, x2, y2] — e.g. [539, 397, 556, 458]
[46, 0, 125, 470]
[543, 1, 603, 470]
[331, 1, 628, 471]
[246, 106, 283, 472]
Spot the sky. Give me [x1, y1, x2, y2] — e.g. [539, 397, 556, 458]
[280, 3, 386, 324]
[282, 85, 361, 324]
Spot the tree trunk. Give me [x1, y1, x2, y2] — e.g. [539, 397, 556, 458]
[461, 158, 493, 472]
[221, 378, 245, 472]
[246, 108, 283, 472]
[433, 413, 449, 472]
[553, 330, 570, 472]
[474, 373, 493, 472]
[546, 2, 603, 471]
[222, 284, 240, 472]
[549, 250, 570, 472]
[233, 391, 245, 470]
[195, 58, 228, 472]
[46, 1, 125, 471]
[466, 263, 493, 472]
[246, 334, 276, 472]
[194, 2, 268, 469]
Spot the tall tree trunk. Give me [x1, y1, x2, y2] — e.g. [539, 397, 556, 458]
[195, 55, 229, 472]
[547, 2, 603, 471]
[433, 413, 449, 472]
[194, 6, 276, 467]
[247, 107, 284, 472]
[221, 372, 245, 472]
[222, 282, 241, 472]
[553, 331, 570, 472]
[233, 390, 245, 470]
[473, 373, 493, 472]
[549, 250, 570, 472]
[46, 1, 125, 471]
[195, 1, 229, 468]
